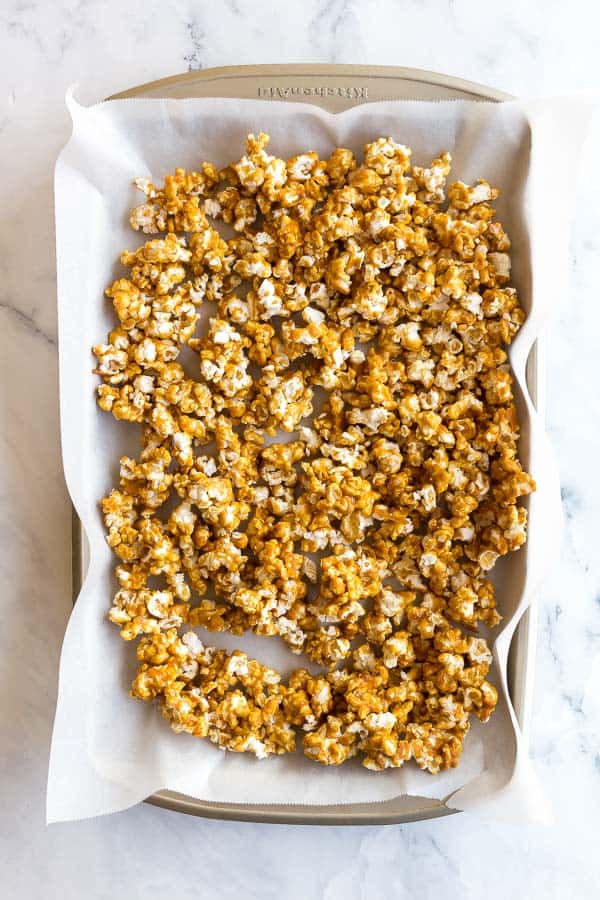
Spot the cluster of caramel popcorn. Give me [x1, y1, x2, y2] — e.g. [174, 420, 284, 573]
[94, 133, 534, 773]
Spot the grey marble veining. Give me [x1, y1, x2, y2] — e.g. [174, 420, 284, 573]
[1, 1, 599, 897]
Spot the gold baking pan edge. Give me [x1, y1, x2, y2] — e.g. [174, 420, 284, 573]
[72, 64, 537, 825]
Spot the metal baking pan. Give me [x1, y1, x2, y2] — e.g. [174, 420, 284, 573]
[72, 64, 539, 825]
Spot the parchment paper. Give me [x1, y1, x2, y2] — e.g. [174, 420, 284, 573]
[48, 93, 592, 824]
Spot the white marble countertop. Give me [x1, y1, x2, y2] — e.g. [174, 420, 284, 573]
[1, 1, 599, 897]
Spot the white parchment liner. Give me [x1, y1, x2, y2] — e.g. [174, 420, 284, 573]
[48, 94, 592, 823]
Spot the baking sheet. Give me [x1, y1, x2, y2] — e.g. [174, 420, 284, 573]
[49, 93, 589, 824]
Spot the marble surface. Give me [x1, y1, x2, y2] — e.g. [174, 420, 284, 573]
[1, 1, 599, 897]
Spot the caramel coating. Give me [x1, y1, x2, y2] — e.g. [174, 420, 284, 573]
[94, 133, 533, 771]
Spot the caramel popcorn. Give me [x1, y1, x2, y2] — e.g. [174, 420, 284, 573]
[94, 133, 534, 774]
